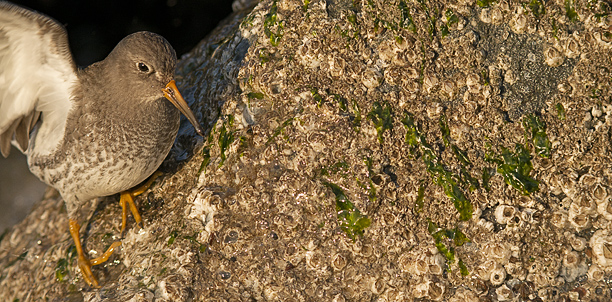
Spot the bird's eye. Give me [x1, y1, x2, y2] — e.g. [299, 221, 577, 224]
[137, 62, 150, 72]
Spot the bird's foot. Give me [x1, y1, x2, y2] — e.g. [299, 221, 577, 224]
[70, 219, 121, 288]
[120, 171, 162, 235]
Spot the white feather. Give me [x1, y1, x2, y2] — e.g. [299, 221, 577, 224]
[0, 2, 77, 155]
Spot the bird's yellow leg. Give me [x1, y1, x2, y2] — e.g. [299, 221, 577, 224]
[119, 171, 162, 234]
[69, 219, 121, 287]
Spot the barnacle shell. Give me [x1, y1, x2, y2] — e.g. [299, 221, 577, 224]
[597, 197, 612, 221]
[509, 13, 527, 34]
[587, 265, 604, 281]
[589, 230, 612, 269]
[496, 284, 514, 301]
[490, 266, 507, 286]
[544, 47, 564, 67]
[494, 205, 516, 225]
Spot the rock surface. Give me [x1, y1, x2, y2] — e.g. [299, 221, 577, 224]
[2, 0, 612, 301]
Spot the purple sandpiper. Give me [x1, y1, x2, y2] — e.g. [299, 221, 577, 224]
[0, 1, 204, 287]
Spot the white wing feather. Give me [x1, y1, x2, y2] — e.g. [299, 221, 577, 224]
[0, 1, 77, 156]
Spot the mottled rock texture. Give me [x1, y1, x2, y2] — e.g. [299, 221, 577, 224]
[2, 0, 612, 301]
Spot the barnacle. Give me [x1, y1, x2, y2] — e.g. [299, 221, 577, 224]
[589, 230, 612, 269]
[544, 47, 564, 67]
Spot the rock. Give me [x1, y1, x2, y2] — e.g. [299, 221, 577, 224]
[2, 0, 612, 300]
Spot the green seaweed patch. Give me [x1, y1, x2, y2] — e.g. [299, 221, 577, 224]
[184, 233, 207, 253]
[321, 161, 350, 177]
[311, 88, 324, 107]
[551, 18, 559, 40]
[197, 146, 211, 175]
[264, 0, 284, 46]
[399, 0, 417, 33]
[486, 144, 539, 195]
[374, 18, 398, 32]
[416, 0, 438, 39]
[402, 113, 420, 153]
[367, 101, 393, 144]
[334, 94, 348, 112]
[266, 116, 295, 145]
[460, 167, 480, 192]
[428, 220, 471, 275]
[445, 9, 459, 26]
[458, 259, 469, 276]
[303, 0, 310, 12]
[428, 164, 473, 221]
[324, 182, 371, 240]
[415, 183, 425, 213]
[556, 103, 566, 120]
[439, 115, 471, 165]
[259, 48, 270, 64]
[452, 145, 472, 166]
[54, 246, 76, 282]
[565, 0, 579, 22]
[439, 115, 451, 146]
[482, 167, 492, 192]
[593, 1, 611, 21]
[55, 258, 69, 282]
[476, 0, 496, 8]
[351, 99, 362, 131]
[247, 92, 265, 100]
[525, 0, 546, 19]
[168, 230, 179, 246]
[403, 113, 473, 221]
[523, 114, 552, 158]
[218, 115, 236, 167]
[440, 10, 458, 38]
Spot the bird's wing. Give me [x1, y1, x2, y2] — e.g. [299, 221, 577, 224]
[0, 2, 77, 157]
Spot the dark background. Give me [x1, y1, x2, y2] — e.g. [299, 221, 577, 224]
[0, 0, 234, 231]
[9, 0, 234, 65]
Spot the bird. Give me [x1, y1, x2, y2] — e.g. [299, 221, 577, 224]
[0, 1, 204, 287]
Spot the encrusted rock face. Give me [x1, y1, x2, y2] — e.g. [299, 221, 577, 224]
[2, 0, 612, 300]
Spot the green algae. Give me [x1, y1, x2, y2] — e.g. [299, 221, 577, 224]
[168, 230, 179, 246]
[351, 99, 362, 131]
[321, 161, 350, 178]
[334, 94, 348, 112]
[264, 0, 284, 46]
[415, 183, 425, 213]
[367, 101, 393, 144]
[54, 246, 76, 283]
[526, 0, 546, 19]
[476, 0, 496, 8]
[459, 259, 469, 276]
[482, 167, 492, 192]
[247, 92, 265, 100]
[324, 182, 371, 240]
[218, 115, 236, 167]
[311, 88, 324, 107]
[439, 115, 451, 146]
[556, 103, 566, 120]
[197, 146, 211, 175]
[565, 0, 579, 22]
[184, 233, 207, 253]
[303, 0, 310, 12]
[402, 112, 473, 221]
[523, 114, 552, 158]
[427, 220, 471, 275]
[486, 144, 539, 195]
[399, 0, 416, 33]
[266, 116, 295, 145]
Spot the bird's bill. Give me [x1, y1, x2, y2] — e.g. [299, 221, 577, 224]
[162, 80, 204, 136]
